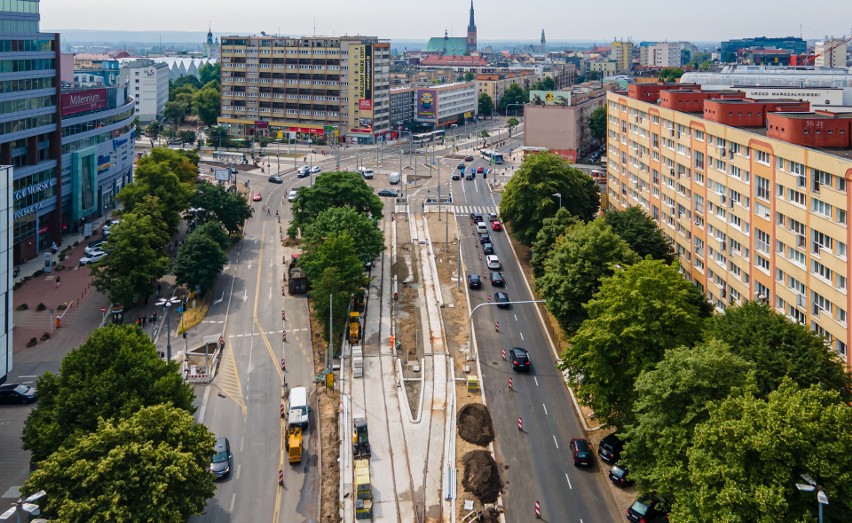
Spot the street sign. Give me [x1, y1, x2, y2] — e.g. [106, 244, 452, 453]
[213, 169, 230, 181]
[100, 307, 106, 313]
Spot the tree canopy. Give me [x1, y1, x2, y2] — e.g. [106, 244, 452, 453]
[118, 151, 193, 232]
[288, 171, 383, 238]
[193, 85, 221, 127]
[22, 325, 194, 463]
[478, 92, 494, 118]
[587, 105, 607, 142]
[175, 228, 228, 293]
[498, 83, 526, 114]
[188, 182, 253, 234]
[302, 206, 384, 266]
[530, 207, 578, 278]
[24, 404, 215, 523]
[563, 259, 705, 427]
[198, 62, 220, 87]
[602, 206, 674, 263]
[499, 151, 599, 244]
[658, 67, 685, 82]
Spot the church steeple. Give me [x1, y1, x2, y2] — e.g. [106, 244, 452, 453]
[541, 29, 546, 53]
[468, 0, 476, 32]
[466, 0, 477, 54]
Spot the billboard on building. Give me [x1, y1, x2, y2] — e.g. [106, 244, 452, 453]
[61, 88, 107, 116]
[359, 99, 373, 110]
[363, 44, 373, 101]
[417, 89, 438, 119]
[529, 90, 572, 106]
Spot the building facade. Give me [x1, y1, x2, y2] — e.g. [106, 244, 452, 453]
[605, 85, 852, 370]
[476, 70, 538, 105]
[720, 36, 807, 63]
[73, 53, 119, 87]
[647, 42, 681, 68]
[218, 35, 391, 145]
[1, 164, 12, 383]
[1, 0, 63, 264]
[610, 40, 633, 72]
[389, 86, 416, 130]
[60, 85, 135, 230]
[523, 87, 607, 161]
[815, 38, 848, 68]
[414, 82, 477, 129]
[118, 59, 169, 122]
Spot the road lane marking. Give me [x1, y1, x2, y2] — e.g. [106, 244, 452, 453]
[229, 492, 236, 512]
[565, 473, 573, 489]
[534, 376, 539, 387]
[236, 463, 242, 480]
[519, 332, 524, 341]
[542, 403, 548, 416]
[553, 435, 559, 448]
[513, 314, 518, 322]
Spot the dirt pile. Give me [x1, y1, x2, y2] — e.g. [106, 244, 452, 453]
[457, 403, 495, 446]
[461, 450, 503, 503]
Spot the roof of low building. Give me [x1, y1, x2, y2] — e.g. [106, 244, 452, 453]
[424, 36, 470, 56]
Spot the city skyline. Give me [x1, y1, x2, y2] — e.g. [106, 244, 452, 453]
[42, 0, 849, 43]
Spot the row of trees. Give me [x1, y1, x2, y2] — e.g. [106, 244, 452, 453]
[288, 171, 384, 340]
[159, 63, 221, 134]
[22, 326, 215, 521]
[499, 151, 852, 520]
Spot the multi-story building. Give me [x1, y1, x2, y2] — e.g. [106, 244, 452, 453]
[610, 40, 633, 72]
[587, 60, 618, 76]
[605, 84, 852, 370]
[414, 82, 477, 130]
[218, 35, 391, 144]
[117, 59, 169, 122]
[389, 86, 416, 131]
[720, 36, 807, 63]
[476, 70, 538, 105]
[0, 0, 63, 265]
[815, 38, 848, 68]
[60, 85, 135, 230]
[1, 164, 12, 383]
[681, 66, 852, 105]
[523, 86, 607, 161]
[73, 53, 120, 87]
[647, 42, 681, 68]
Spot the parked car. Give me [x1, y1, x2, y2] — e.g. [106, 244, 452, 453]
[358, 168, 374, 179]
[598, 433, 624, 464]
[485, 255, 501, 270]
[85, 240, 105, 256]
[626, 495, 669, 523]
[377, 188, 399, 197]
[288, 189, 299, 202]
[482, 242, 494, 255]
[570, 438, 593, 466]
[494, 291, 510, 308]
[464, 155, 474, 162]
[102, 219, 120, 235]
[508, 347, 531, 371]
[268, 175, 283, 184]
[608, 463, 634, 487]
[489, 271, 504, 286]
[79, 251, 108, 266]
[210, 437, 232, 480]
[476, 166, 484, 173]
[252, 192, 263, 201]
[0, 384, 37, 404]
[311, 165, 322, 173]
[468, 274, 482, 289]
[490, 220, 503, 231]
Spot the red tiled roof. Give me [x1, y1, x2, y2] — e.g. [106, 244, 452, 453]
[420, 55, 487, 67]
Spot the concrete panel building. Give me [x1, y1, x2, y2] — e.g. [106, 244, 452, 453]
[476, 70, 538, 105]
[610, 40, 633, 72]
[605, 84, 852, 370]
[815, 38, 848, 68]
[390, 86, 416, 131]
[118, 59, 169, 122]
[523, 87, 607, 161]
[414, 82, 477, 130]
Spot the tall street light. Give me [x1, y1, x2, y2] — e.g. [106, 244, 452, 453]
[553, 192, 562, 209]
[157, 296, 181, 363]
[0, 490, 46, 523]
[796, 474, 829, 523]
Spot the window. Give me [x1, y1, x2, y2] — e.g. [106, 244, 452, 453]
[838, 274, 847, 291]
[694, 129, 704, 141]
[812, 260, 833, 282]
[839, 242, 847, 258]
[788, 275, 806, 295]
[755, 228, 770, 254]
[755, 176, 770, 200]
[788, 188, 806, 206]
[756, 254, 770, 272]
[811, 198, 833, 219]
[755, 150, 770, 164]
[812, 291, 832, 316]
[837, 209, 846, 225]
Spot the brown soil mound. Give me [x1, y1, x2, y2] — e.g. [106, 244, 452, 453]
[461, 450, 502, 503]
[458, 403, 495, 446]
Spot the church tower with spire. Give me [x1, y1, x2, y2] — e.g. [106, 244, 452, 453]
[466, 0, 477, 54]
[541, 29, 546, 53]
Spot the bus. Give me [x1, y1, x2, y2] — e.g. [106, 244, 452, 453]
[480, 150, 505, 165]
[411, 130, 446, 145]
[213, 151, 247, 164]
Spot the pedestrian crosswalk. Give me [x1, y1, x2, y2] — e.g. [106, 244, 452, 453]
[451, 205, 499, 217]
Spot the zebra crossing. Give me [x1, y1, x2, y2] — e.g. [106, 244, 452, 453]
[451, 205, 499, 217]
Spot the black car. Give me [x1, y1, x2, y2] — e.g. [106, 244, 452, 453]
[468, 274, 482, 289]
[465, 171, 475, 180]
[489, 271, 504, 286]
[598, 433, 624, 464]
[210, 437, 232, 480]
[457, 162, 466, 170]
[479, 233, 490, 244]
[452, 171, 461, 180]
[627, 495, 669, 523]
[570, 438, 593, 466]
[608, 463, 634, 487]
[464, 155, 474, 162]
[470, 212, 484, 224]
[482, 242, 494, 255]
[494, 291, 510, 308]
[0, 384, 37, 404]
[268, 175, 283, 184]
[509, 347, 531, 371]
[377, 188, 399, 197]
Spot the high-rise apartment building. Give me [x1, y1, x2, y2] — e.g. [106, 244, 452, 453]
[117, 59, 169, 123]
[0, 0, 63, 265]
[218, 35, 391, 145]
[815, 38, 848, 68]
[605, 84, 852, 370]
[647, 42, 681, 68]
[610, 40, 633, 72]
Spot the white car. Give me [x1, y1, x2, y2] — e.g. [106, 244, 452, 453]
[311, 166, 322, 173]
[102, 219, 120, 235]
[84, 241, 105, 256]
[358, 168, 374, 179]
[288, 189, 299, 202]
[475, 222, 488, 234]
[485, 255, 501, 270]
[79, 251, 108, 266]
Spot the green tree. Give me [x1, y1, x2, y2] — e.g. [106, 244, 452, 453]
[464, 71, 475, 82]
[531, 77, 557, 91]
[198, 62, 221, 87]
[175, 229, 227, 293]
[118, 163, 190, 233]
[478, 93, 494, 118]
[178, 129, 197, 145]
[705, 301, 851, 400]
[193, 85, 221, 127]
[498, 83, 526, 114]
[128, 195, 170, 248]
[499, 151, 599, 244]
[206, 125, 230, 148]
[624, 340, 757, 498]
[602, 206, 674, 263]
[170, 76, 201, 97]
[193, 220, 229, 249]
[563, 259, 705, 427]
[288, 171, 383, 238]
[658, 67, 685, 82]
[91, 213, 170, 304]
[506, 117, 520, 137]
[587, 104, 607, 142]
[188, 182, 253, 234]
[145, 121, 161, 141]
[480, 130, 490, 138]
[676, 380, 852, 522]
[25, 404, 214, 523]
[140, 146, 199, 184]
[530, 207, 578, 278]
[22, 325, 194, 463]
[302, 206, 384, 267]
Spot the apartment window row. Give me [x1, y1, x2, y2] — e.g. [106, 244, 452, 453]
[0, 75, 54, 94]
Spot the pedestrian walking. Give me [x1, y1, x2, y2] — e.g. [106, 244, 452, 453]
[267, 208, 271, 216]
[55, 276, 60, 288]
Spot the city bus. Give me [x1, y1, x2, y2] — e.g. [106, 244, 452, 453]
[411, 130, 446, 145]
[212, 151, 247, 163]
[480, 150, 505, 164]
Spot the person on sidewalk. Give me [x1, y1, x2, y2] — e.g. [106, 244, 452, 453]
[55, 276, 60, 288]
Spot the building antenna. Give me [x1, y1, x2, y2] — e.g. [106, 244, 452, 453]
[313, 18, 316, 37]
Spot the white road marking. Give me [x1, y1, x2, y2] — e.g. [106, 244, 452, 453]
[519, 332, 524, 341]
[18, 375, 37, 378]
[236, 463, 242, 480]
[553, 435, 559, 448]
[534, 376, 539, 387]
[565, 473, 573, 489]
[229, 492, 236, 512]
[513, 314, 518, 322]
[242, 289, 247, 302]
[542, 403, 548, 415]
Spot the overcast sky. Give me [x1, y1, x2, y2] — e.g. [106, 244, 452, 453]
[41, 0, 851, 42]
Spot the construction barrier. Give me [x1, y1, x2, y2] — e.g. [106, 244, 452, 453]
[278, 469, 284, 485]
[535, 501, 541, 519]
[502, 349, 506, 360]
[508, 377, 513, 390]
[518, 417, 523, 431]
[495, 321, 500, 332]
[281, 358, 286, 371]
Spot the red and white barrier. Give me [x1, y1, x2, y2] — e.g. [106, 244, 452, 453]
[518, 417, 523, 431]
[535, 500, 540, 518]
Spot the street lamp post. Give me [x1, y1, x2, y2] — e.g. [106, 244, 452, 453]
[157, 296, 181, 363]
[553, 192, 562, 209]
[467, 299, 545, 361]
[796, 474, 829, 523]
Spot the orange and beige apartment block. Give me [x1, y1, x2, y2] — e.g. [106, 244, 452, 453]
[605, 84, 852, 371]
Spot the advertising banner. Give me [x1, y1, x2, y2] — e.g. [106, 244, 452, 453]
[529, 90, 572, 106]
[417, 89, 438, 119]
[61, 88, 107, 116]
[363, 44, 373, 102]
[358, 99, 373, 111]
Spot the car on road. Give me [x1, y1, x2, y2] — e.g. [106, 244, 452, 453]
[494, 291, 510, 308]
[608, 463, 634, 487]
[570, 438, 593, 467]
[79, 251, 107, 266]
[598, 433, 624, 464]
[210, 437, 232, 480]
[288, 189, 299, 202]
[451, 171, 461, 180]
[388, 172, 401, 184]
[482, 242, 494, 255]
[252, 192, 263, 201]
[464, 155, 474, 162]
[626, 495, 669, 523]
[457, 162, 466, 170]
[476, 166, 484, 174]
[311, 165, 322, 173]
[468, 274, 482, 289]
[488, 212, 498, 221]
[490, 220, 502, 231]
[478, 233, 490, 244]
[465, 170, 475, 180]
[489, 271, 504, 286]
[470, 212, 484, 224]
[0, 384, 38, 404]
[85, 240, 105, 256]
[377, 188, 399, 197]
[268, 175, 283, 184]
[475, 222, 488, 234]
[485, 255, 501, 270]
[297, 166, 310, 178]
[358, 167, 374, 179]
[508, 347, 531, 371]
[102, 219, 120, 236]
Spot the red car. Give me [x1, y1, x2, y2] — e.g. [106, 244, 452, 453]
[252, 192, 262, 202]
[490, 220, 502, 231]
[476, 166, 484, 173]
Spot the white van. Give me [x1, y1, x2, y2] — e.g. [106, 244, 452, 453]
[358, 168, 374, 179]
[287, 386, 309, 429]
[388, 172, 401, 185]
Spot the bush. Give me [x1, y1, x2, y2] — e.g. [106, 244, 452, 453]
[36, 303, 46, 312]
[16, 303, 28, 311]
[27, 337, 37, 347]
[40, 332, 50, 341]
